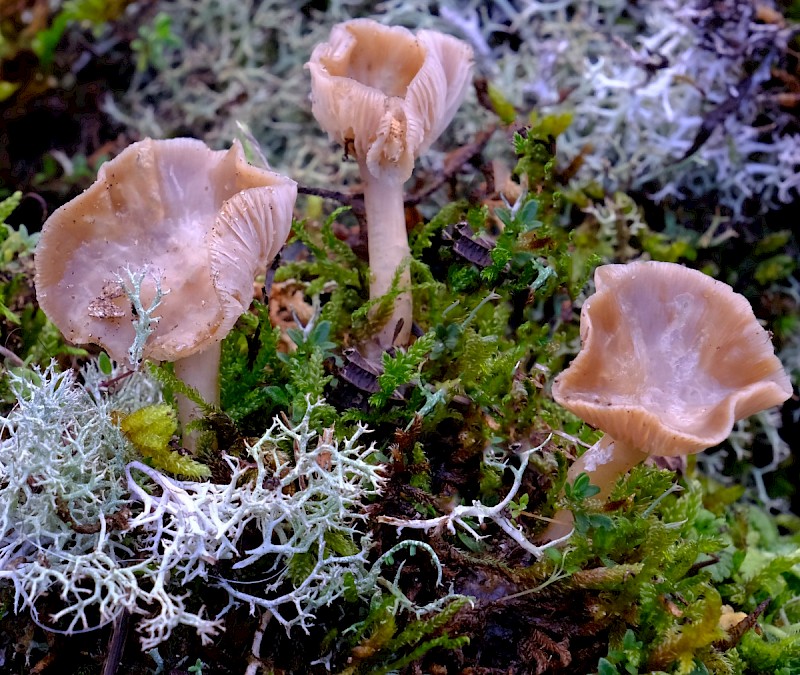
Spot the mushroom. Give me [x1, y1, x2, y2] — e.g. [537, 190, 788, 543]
[35, 137, 297, 448]
[307, 19, 473, 352]
[542, 261, 793, 540]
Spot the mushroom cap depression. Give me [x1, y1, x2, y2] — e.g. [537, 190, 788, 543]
[35, 138, 297, 363]
[307, 18, 473, 183]
[552, 261, 793, 457]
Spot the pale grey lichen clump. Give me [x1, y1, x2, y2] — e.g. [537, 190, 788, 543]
[428, 0, 797, 220]
[552, 0, 796, 219]
[110, 0, 796, 222]
[0, 365, 419, 649]
[0, 363, 159, 635]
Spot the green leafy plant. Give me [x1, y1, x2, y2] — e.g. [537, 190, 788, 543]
[370, 332, 437, 408]
[509, 492, 530, 520]
[186, 658, 205, 674]
[597, 629, 644, 674]
[219, 301, 282, 424]
[130, 12, 182, 72]
[563, 472, 614, 535]
[1, 192, 85, 379]
[270, 317, 336, 425]
[275, 209, 366, 339]
[32, 152, 108, 190]
[0, 192, 28, 326]
[31, 0, 130, 67]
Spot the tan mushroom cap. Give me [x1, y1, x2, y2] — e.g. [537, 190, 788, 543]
[307, 19, 474, 182]
[552, 261, 793, 457]
[35, 138, 297, 363]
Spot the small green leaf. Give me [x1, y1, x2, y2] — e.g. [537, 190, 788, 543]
[517, 199, 541, 230]
[343, 572, 359, 603]
[98, 352, 113, 375]
[754, 254, 796, 285]
[0, 191, 22, 224]
[486, 83, 517, 124]
[0, 301, 20, 325]
[264, 385, 290, 407]
[597, 658, 620, 675]
[509, 493, 529, 519]
[457, 530, 485, 552]
[566, 472, 601, 501]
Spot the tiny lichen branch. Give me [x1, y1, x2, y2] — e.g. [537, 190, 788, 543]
[749, 410, 791, 513]
[362, 539, 468, 616]
[114, 265, 169, 368]
[294, 292, 322, 342]
[379, 437, 573, 558]
[439, 5, 492, 60]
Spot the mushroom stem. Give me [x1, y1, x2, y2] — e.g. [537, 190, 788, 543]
[173, 340, 222, 452]
[540, 435, 650, 542]
[360, 164, 412, 353]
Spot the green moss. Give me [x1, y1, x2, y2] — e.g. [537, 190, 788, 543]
[118, 404, 210, 478]
[340, 594, 470, 675]
[486, 83, 517, 124]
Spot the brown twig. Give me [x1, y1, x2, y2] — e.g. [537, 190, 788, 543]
[29, 651, 57, 675]
[297, 184, 359, 205]
[686, 554, 720, 576]
[99, 369, 137, 393]
[0, 345, 25, 368]
[22, 191, 49, 223]
[298, 125, 495, 211]
[406, 126, 496, 206]
[713, 598, 770, 651]
[101, 610, 131, 675]
[296, 184, 366, 226]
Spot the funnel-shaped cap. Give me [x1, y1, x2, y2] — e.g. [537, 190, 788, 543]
[553, 261, 792, 456]
[35, 138, 297, 363]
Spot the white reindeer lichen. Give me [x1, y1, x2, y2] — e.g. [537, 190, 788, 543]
[1, 368, 442, 649]
[379, 437, 572, 558]
[124, 398, 390, 645]
[114, 265, 169, 369]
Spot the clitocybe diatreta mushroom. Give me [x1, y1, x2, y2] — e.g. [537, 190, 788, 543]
[542, 261, 793, 540]
[307, 18, 473, 353]
[35, 137, 297, 450]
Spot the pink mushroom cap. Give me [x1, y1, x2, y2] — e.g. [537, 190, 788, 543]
[553, 261, 793, 458]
